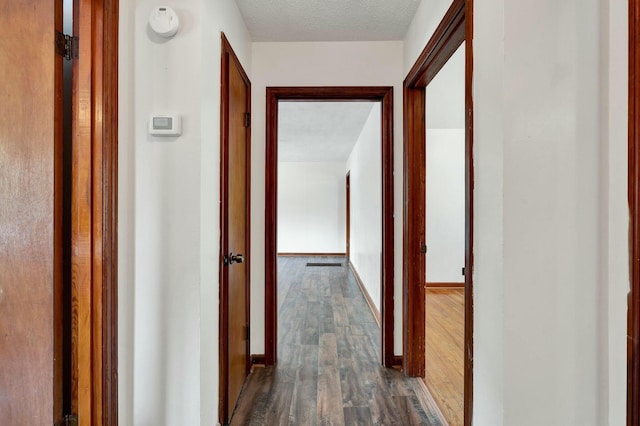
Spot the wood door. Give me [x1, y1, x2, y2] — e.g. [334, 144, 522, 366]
[346, 172, 351, 260]
[0, 1, 64, 424]
[220, 34, 251, 424]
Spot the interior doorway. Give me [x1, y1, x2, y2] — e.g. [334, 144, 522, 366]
[264, 87, 395, 368]
[403, 0, 474, 425]
[423, 41, 466, 425]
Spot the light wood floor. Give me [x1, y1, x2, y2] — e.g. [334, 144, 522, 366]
[425, 288, 465, 426]
[231, 256, 446, 425]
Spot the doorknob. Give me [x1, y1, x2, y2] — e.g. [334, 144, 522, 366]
[229, 253, 244, 265]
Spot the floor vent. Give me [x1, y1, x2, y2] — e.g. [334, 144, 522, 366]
[306, 262, 343, 267]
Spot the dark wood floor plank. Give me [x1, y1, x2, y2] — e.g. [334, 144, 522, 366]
[232, 256, 447, 426]
[393, 395, 436, 426]
[289, 344, 319, 425]
[343, 406, 373, 426]
[317, 365, 346, 425]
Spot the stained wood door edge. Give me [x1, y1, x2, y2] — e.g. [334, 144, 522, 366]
[348, 261, 382, 327]
[265, 86, 395, 368]
[403, 0, 473, 425]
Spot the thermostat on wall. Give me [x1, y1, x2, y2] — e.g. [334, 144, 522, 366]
[149, 6, 180, 38]
[149, 114, 182, 136]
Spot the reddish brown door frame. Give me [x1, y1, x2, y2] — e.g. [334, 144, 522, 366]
[73, 0, 120, 423]
[629, 0, 640, 423]
[265, 86, 395, 367]
[219, 33, 252, 425]
[346, 171, 351, 260]
[403, 0, 473, 425]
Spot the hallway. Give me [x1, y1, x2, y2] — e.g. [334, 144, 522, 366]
[231, 256, 445, 425]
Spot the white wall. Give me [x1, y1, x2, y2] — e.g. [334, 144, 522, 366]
[278, 162, 346, 253]
[601, 0, 629, 424]
[118, 0, 252, 424]
[425, 129, 465, 283]
[406, 0, 629, 424]
[425, 43, 466, 284]
[251, 41, 404, 355]
[346, 103, 382, 311]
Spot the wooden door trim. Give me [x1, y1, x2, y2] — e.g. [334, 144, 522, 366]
[403, 0, 474, 425]
[629, 0, 640, 423]
[265, 86, 395, 367]
[219, 33, 252, 425]
[72, 0, 119, 424]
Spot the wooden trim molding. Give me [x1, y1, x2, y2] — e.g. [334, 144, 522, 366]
[629, 0, 640, 423]
[426, 282, 465, 288]
[278, 252, 346, 257]
[403, 0, 473, 424]
[72, 0, 119, 423]
[101, 1, 119, 423]
[392, 356, 403, 368]
[463, 3, 475, 425]
[265, 86, 395, 368]
[416, 376, 449, 425]
[349, 261, 382, 327]
[250, 354, 266, 366]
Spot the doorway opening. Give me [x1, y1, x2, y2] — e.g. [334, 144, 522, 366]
[403, 0, 474, 425]
[423, 41, 466, 425]
[264, 87, 395, 368]
[276, 99, 383, 361]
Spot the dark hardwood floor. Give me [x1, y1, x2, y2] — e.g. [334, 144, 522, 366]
[231, 256, 445, 425]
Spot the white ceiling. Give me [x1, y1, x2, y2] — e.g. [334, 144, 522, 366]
[235, 0, 422, 42]
[278, 102, 375, 162]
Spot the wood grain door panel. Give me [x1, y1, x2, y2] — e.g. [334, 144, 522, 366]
[0, 1, 63, 424]
[227, 59, 249, 414]
[219, 33, 251, 425]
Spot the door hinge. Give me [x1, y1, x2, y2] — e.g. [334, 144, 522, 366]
[56, 414, 78, 426]
[244, 112, 251, 128]
[246, 325, 250, 341]
[420, 243, 427, 254]
[55, 31, 78, 61]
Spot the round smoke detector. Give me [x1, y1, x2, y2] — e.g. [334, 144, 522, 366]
[149, 6, 179, 38]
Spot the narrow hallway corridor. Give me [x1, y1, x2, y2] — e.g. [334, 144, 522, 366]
[231, 256, 445, 425]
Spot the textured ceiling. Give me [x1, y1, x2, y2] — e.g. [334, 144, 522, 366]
[278, 102, 375, 162]
[235, 0, 422, 42]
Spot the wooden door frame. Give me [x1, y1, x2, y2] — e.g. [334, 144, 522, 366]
[629, 0, 640, 423]
[218, 33, 252, 425]
[72, 0, 119, 423]
[265, 86, 395, 368]
[402, 0, 473, 424]
[346, 171, 351, 260]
